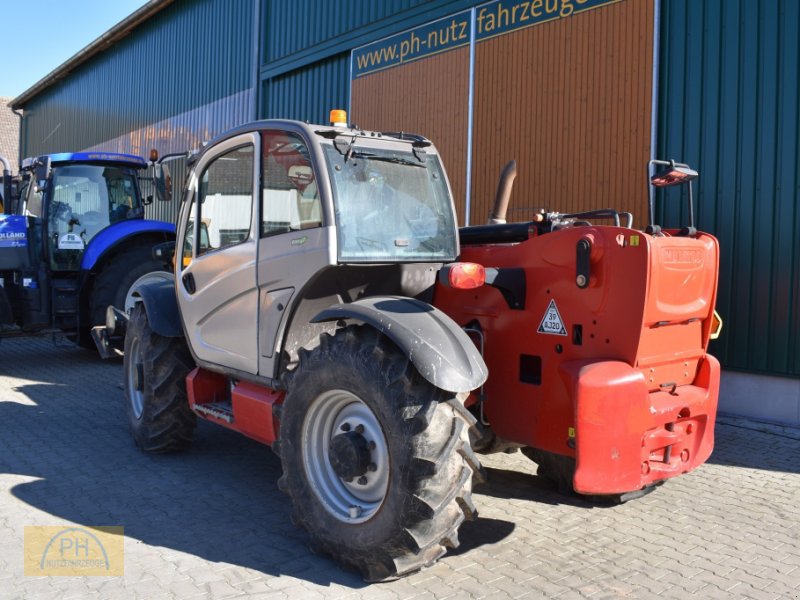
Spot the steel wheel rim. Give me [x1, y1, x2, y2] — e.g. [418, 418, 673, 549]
[127, 336, 145, 420]
[302, 390, 389, 524]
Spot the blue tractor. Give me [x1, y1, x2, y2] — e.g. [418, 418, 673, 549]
[0, 151, 175, 351]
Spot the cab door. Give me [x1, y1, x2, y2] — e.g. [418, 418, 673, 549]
[256, 129, 333, 378]
[176, 133, 260, 374]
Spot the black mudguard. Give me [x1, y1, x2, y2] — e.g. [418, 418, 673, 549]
[135, 278, 183, 338]
[312, 296, 488, 394]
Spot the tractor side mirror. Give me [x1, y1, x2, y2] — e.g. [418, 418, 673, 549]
[154, 163, 172, 202]
[34, 156, 52, 186]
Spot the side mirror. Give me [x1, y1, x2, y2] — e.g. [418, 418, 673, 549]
[34, 156, 51, 186]
[650, 164, 698, 188]
[154, 163, 172, 202]
[647, 159, 699, 235]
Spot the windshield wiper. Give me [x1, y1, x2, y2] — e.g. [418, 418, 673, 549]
[350, 151, 426, 168]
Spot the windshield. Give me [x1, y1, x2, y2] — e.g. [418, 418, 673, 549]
[48, 164, 142, 270]
[323, 144, 457, 263]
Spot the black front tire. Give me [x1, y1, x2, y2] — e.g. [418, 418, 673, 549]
[124, 303, 196, 453]
[278, 325, 482, 581]
[78, 246, 169, 348]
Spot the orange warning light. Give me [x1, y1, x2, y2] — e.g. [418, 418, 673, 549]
[329, 109, 348, 127]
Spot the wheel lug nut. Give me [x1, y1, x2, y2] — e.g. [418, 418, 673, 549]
[367, 463, 377, 472]
[355, 424, 365, 434]
[340, 422, 351, 432]
[357, 476, 368, 485]
[367, 441, 376, 450]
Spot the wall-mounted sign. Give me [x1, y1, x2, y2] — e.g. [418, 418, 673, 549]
[353, 0, 620, 78]
[353, 10, 471, 78]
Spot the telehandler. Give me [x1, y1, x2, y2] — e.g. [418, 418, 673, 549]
[111, 112, 720, 579]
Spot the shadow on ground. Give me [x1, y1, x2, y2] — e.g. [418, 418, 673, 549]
[0, 338, 516, 586]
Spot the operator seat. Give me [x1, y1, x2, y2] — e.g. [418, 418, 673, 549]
[287, 164, 321, 228]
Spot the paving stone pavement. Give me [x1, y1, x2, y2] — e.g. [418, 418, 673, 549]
[0, 336, 799, 599]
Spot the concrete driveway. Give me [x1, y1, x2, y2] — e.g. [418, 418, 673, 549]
[1, 337, 798, 599]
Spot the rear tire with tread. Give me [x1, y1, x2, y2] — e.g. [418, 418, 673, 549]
[124, 303, 196, 452]
[522, 447, 575, 494]
[278, 325, 480, 581]
[521, 447, 657, 503]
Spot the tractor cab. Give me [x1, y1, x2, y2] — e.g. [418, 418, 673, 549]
[0, 152, 174, 341]
[15, 152, 148, 272]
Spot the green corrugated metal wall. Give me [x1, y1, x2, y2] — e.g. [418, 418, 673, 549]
[658, 0, 800, 377]
[13, 0, 800, 380]
[258, 0, 479, 123]
[263, 0, 432, 62]
[260, 54, 350, 123]
[20, 0, 254, 159]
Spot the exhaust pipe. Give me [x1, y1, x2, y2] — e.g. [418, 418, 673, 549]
[488, 160, 517, 224]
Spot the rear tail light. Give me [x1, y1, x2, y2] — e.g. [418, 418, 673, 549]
[439, 262, 486, 289]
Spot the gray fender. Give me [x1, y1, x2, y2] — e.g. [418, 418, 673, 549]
[134, 278, 183, 338]
[312, 296, 488, 394]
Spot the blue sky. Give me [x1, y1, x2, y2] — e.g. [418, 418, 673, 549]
[1, 1, 148, 99]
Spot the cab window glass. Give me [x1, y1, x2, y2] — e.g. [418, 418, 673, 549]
[261, 131, 321, 237]
[20, 179, 43, 217]
[182, 196, 209, 268]
[48, 164, 142, 271]
[196, 145, 254, 256]
[323, 145, 457, 263]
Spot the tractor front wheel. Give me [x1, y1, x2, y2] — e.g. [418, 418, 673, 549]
[91, 246, 169, 325]
[78, 245, 170, 349]
[124, 303, 196, 452]
[278, 325, 481, 581]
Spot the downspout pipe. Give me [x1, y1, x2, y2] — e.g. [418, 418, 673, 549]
[11, 107, 23, 168]
[4, 108, 25, 212]
[0, 131, 13, 213]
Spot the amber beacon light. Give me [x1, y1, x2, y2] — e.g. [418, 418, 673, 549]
[329, 109, 348, 127]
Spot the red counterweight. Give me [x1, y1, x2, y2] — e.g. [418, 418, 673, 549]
[434, 224, 721, 496]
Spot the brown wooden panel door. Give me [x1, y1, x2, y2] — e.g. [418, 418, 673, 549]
[351, 47, 470, 224]
[470, 0, 655, 226]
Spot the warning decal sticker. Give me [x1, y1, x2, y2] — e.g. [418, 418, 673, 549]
[537, 299, 567, 336]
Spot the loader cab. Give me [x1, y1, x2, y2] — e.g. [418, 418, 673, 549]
[18, 153, 148, 272]
[175, 120, 459, 379]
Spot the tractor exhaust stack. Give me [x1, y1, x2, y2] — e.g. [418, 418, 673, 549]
[488, 160, 517, 224]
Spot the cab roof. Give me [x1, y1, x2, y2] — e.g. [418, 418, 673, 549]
[21, 152, 147, 170]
